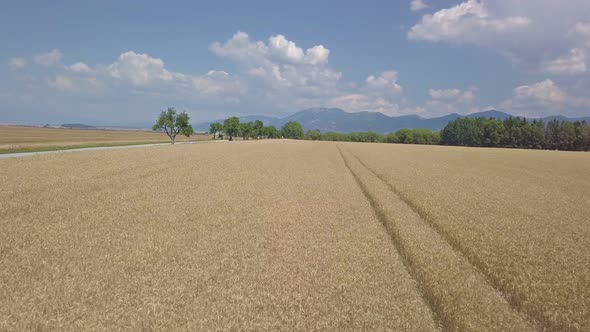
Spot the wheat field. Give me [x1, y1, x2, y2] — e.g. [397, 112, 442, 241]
[0, 126, 209, 152]
[1, 140, 588, 330]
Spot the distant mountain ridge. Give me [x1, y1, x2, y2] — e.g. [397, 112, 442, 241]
[195, 108, 590, 133]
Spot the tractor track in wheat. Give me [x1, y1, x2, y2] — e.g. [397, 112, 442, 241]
[337, 144, 539, 331]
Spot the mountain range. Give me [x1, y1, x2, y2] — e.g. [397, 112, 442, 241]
[194, 108, 590, 133]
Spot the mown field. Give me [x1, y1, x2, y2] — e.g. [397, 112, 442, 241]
[0, 126, 210, 153]
[1, 140, 588, 330]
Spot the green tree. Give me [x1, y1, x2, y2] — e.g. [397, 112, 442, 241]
[306, 129, 322, 140]
[384, 132, 398, 143]
[281, 121, 304, 139]
[574, 121, 590, 151]
[264, 126, 280, 138]
[558, 122, 577, 150]
[209, 122, 223, 139]
[223, 117, 240, 141]
[152, 107, 194, 144]
[240, 122, 254, 140]
[483, 119, 505, 147]
[252, 120, 264, 138]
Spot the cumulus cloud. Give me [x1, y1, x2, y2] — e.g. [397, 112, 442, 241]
[425, 87, 477, 116]
[67, 62, 93, 74]
[410, 0, 428, 12]
[501, 79, 590, 116]
[408, 0, 530, 43]
[204, 30, 352, 114]
[33, 49, 64, 66]
[328, 94, 408, 116]
[107, 51, 177, 85]
[8, 57, 26, 71]
[542, 48, 586, 75]
[366, 71, 402, 95]
[212, 31, 330, 66]
[408, 0, 590, 74]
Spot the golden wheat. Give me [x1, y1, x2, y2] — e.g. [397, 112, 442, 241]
[0, 140, 437, 330]
[0, 125, 209, 151]
[2, 139, 587, 330]
[344, 142, 590, 331]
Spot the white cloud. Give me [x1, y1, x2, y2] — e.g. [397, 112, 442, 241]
[33, 49, 64, 66]
[425, 87, 477, 115]
[107, 51, 176, 85]
[8, 57, 26, 71]
[328, 93, 407, 116]
[501, 79, 590, 116]
[67, 62, 93, 74]
[48, 75, 73, 91]
[191, 70, 244, 97]
[408, 0, 530, 43]
[542, 48, 586, 75]
[366, 71, 402, 95]
[410, 0, 428, 12]
[205, 31, 347, 115]
[305, 45, 330, 65]
[429, 88, 474, 103]
[408, 1, 590, 74]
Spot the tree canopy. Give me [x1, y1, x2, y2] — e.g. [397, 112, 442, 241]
[209, 122, 223, 139]
[281, 121, 304, 139]
[152, 107, 194, 144]
[223, 117, 240, 141]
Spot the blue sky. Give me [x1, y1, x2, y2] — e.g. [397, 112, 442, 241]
[2, 0, 590, 125]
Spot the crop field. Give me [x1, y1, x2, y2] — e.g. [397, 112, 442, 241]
[0, 126, 210, 153]
[1, 140, 589, 330]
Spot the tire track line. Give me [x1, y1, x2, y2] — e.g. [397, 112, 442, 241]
[337, 145, 538, 331]
[346, 147, 546, 330]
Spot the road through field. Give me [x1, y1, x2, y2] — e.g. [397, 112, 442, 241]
[1, 140, 588, 331]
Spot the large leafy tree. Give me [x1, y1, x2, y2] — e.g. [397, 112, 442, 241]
[240, 122, 254, 140]
[252, 120, 264, 138]
[209, 122, 223, 139]
[281, 121, 304, 139]
[223, 117, 240, 141]
[152, 107, 194, 144]
[264, 126, 280, 138]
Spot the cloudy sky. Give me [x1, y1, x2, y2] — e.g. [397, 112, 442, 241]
[2, 0, 590, 125]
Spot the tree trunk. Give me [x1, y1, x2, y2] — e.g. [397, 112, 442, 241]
[171, 136, 176, 144]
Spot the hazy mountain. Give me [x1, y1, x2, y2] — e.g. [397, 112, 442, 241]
[61, 123, 97, 129]
[194, 108, 590, 133]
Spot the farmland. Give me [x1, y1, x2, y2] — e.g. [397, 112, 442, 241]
[1, 140, 589, 330]
[0, 126, 210, 153]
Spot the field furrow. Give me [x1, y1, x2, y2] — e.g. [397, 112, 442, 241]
[346, 142, 590, 331]
[338, 145, 538, 331]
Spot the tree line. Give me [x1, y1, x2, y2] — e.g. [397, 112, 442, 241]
[304, 117, 589, 151]
[154, 108, 589, 151]
[209, 117, 304, 140]
[440, 117, 590, 151]
[303, 128, 441, 145]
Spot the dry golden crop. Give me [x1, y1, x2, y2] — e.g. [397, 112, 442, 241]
[0, 125, 210, 152]
[0, 140, 437, 330]
[343, 142, 590, 331]
[1, 140, 588, 331]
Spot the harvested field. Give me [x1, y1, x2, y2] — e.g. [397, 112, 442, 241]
[1, 140, 588, 330]
[0, 126, 210, 153]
